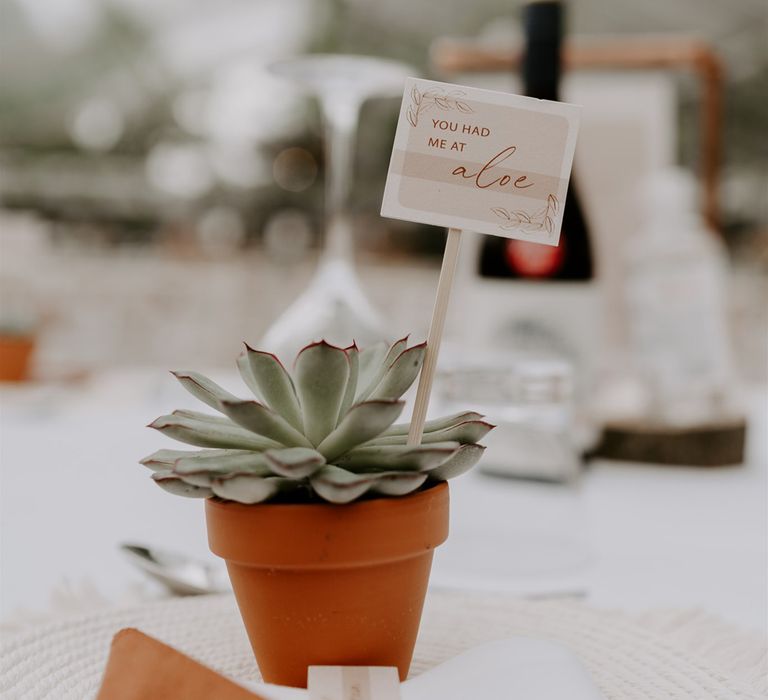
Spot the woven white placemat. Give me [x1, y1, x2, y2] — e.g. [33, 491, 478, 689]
[1, 590, 765, 700]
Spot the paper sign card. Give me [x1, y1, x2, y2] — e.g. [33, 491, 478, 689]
[308, 666, 401, 700]
[381, 78, 581, 246]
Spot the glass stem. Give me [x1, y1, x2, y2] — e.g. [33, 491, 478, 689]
[321, 96, 360, 264]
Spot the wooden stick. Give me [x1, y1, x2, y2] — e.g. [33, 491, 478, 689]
[408, 228, 463, 446]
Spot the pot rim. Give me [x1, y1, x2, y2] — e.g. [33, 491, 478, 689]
[206, 481, 449, 569]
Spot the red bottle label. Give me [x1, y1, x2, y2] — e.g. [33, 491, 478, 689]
[505, 238, 565, 277]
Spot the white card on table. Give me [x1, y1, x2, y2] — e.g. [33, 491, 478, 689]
[308, 666, 401, 700]
[381, 78, 581, 246]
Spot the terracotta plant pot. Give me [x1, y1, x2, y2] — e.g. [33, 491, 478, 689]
[0, 334, 35, 382]
[206, 481, 449, 688]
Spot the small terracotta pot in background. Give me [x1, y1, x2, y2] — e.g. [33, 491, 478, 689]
[0, 334, 35, 382]
[206, 482, 449, 688]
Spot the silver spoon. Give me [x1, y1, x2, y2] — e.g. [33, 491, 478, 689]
[120, 543, 230, 596]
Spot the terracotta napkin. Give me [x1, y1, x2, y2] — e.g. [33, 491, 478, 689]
[96, 628, 264, 700]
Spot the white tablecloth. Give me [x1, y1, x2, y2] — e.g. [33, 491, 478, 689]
[2, 371, 765, 632]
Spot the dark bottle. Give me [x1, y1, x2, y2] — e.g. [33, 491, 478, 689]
[479, 0, 594, 281]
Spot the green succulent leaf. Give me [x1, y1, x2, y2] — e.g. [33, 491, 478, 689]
[172, 409, 231, 425]
[370, 472, 428, 496]
[220, 400, 313, 448]
[309, 465, 374, 504]
[356, 336, 409, 401]
[294, 341, 350, 446]
[264, 447, 326, 478]
[171, 371, 240, 411]
[371, 420, 494, 446]
[176, 473, 214, 488]
[151, 470, 213, 498]
[243, 345, 303, 431]
[317, 399, 405, 462]
[383, 335, 410, 366]
[335, 441, 459, 472]
[210, 474, 288, 504]
[173, 449, 270, 477]
[236, 352, 263, 399]
[149, 413, 281, 450]
[383, 411, 485, 437]
[140, 448, 214, 471]
[356, 341, 388, 398]
[338, 343, 360, 420]
[367, 342, 426, 400]
[428, 444, 486, 480]
[310, 466, 427, 503]
[418, 420, 494, 444]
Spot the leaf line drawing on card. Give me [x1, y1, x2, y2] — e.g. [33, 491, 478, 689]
[491, 193, 559, 234]
[406, 85, 474, 127]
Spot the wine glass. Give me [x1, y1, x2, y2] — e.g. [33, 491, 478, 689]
[263, 54, 414, 358]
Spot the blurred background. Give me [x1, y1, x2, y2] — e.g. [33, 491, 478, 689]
[1, 0, 766, 631]
[0, 0, 766, 372]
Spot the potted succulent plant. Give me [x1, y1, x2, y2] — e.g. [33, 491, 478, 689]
[140, 337, 492, 688]
[0, 320, 37, 382]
